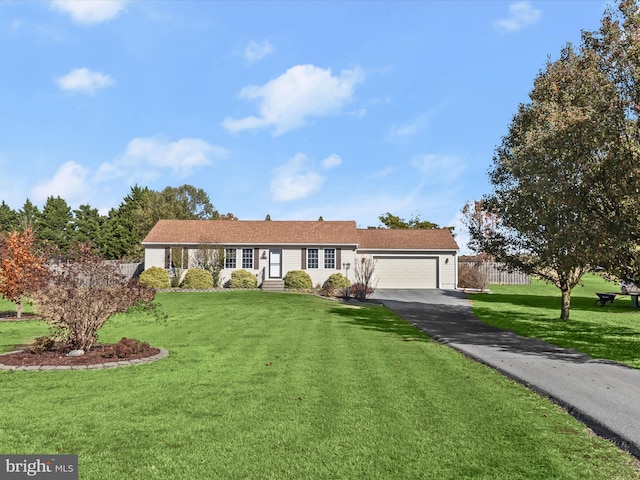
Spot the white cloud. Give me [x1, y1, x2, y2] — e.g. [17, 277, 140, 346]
[366, 166, 395, 180]
[387, 114, 428, 141]
[222, 64, 364, 136]
[51, 0, 128, 25]
[494, 1, 542, 33]
[31, 161, 90, 203]
[321, 154, 342, 169]
[55, 68, 115, 95]
[95, 136, 229, 183]
[271, 153, 324, 202]
[411, 154, 466, 185]
[244, 39, 274, 64]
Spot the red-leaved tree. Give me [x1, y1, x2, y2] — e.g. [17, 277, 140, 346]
[0, 229, 48, 318]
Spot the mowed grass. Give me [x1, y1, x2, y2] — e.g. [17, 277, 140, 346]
[470, 275, 640, 368]
[0, 291, 638, 479]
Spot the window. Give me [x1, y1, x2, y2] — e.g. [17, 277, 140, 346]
[169, 247, 189, 269]
[225, 248, 236, 269]
[307, 248, 319, 269]
[324, 248, 335, 269]
[242, 248, 253, 269]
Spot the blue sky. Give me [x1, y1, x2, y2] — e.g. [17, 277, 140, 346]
[0, 0, 610, 249]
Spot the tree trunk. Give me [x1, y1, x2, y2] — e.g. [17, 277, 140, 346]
[560, 288, 571, 320]
[16, 298, 22, 319]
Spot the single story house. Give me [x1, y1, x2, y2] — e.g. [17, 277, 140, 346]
[142, 219, 459, 289]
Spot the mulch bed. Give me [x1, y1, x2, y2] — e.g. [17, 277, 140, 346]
[0, 344, 161, 367]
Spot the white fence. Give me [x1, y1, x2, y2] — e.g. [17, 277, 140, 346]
[459, 261, 530, 285]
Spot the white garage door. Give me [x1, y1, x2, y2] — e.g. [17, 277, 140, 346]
[374, 256, 438, 289]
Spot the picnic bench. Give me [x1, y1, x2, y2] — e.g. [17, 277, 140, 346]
[595, 292, 640, 307]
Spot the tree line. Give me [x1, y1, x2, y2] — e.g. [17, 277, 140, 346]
[0, 184, 236, 261]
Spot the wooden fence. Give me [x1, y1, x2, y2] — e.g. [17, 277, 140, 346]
[104, 261, 144, 280]
[459, 261, 530, 285]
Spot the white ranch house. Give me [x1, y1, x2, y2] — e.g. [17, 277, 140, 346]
[142, 220, 459, 290]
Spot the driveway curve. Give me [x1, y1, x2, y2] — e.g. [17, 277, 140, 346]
[372, 289, 640, 459]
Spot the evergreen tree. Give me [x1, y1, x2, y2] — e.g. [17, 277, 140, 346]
[72, 204, 106, 251]
[0, 201, 18, 232]
[102, 185, 152, 260]
[38, 196, 74, 254]
[18, 198, 39, 232]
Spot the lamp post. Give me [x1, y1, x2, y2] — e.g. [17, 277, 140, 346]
[343, 262, 351, 299]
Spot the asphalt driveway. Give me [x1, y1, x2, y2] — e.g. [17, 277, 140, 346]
[371, 289, 640, 458]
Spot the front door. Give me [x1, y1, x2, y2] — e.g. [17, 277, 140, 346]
[269, 249, 282, 278]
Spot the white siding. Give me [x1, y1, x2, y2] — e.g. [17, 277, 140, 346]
[214, 246, 357, 287]
[144, 247, 165, 269]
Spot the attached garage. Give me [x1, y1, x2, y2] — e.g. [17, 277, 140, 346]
[374, 256, 438, 289]
[357, 228, 459, 290]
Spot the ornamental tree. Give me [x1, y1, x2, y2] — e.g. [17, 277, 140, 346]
[31, 244, 155, 352]
[0, 229, 47, 318]
[471, 43, 631, 320]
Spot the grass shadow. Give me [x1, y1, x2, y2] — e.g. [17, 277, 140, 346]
[469, 290, 640, 367]
[328, 305, 430, 342]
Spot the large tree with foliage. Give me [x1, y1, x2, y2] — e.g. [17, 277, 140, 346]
[102, 185, 152, 260]
[18, 198, 39, 232]
[468, 41, 631, 320]
[72, 204, 107, 252]
[135, 184, 218, 236]
[37, 196, 74, 254]
[377, 212, 441, 230]
[581, 0, 640, 281]
[0, 201, 18, 232]
[0, 230, 47, 318]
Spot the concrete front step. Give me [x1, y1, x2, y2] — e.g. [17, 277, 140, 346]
[261, 280, 285, 292]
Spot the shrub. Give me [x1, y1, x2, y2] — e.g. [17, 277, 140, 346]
[30, 336, 55, 354]
[323, 273, 350, 291]
[139, 267, 171, 289]
[228, 270, 258, 289]
[350, 282, 375, 300]
[284, 270, 313, 290]
[458, 263, 487, 290]
[352, 257, 377, 300]
[102, 337, 150, 359]
[31, 244, 156, 352]
[181, 268, 213, 289]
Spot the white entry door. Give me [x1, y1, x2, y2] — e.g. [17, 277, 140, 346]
[269, 249, 282, 278]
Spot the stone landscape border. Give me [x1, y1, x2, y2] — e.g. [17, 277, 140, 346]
[0, 348, 169, 372]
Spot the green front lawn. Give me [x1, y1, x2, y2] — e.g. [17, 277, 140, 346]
[470, 275, 640, 368]
[0, 291, 638, 479]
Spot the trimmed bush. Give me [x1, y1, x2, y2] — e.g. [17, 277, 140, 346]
[181, 268, 214, 289]
[228, 270, 258, 289]
[284, 270, 313, 290]
[139, 267, 171, 289]
[323, 273, 350, 291]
